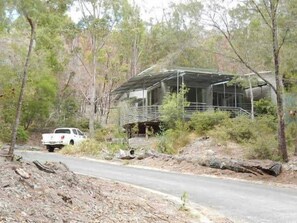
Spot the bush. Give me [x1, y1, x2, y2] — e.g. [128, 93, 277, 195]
[247, 135, 279, 161]
[160, 85, 189, 129]
[61, 139, 103, 156]
[189, 111, 229, 134]
[94, 126, 126, 142]
[17, 126, 29, 143]
[209, 115, 279, 160]
[255, 99, 276, 116]
[0, 124, 29, 144]
[157, 121, 191, 154]
[286, 122, 297, 154]
[61, 127, 127, 157]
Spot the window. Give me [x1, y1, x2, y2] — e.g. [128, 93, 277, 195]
[77, 129, 84, 136]
[55, 129, 71, 134]
[72, 129, 78, 135]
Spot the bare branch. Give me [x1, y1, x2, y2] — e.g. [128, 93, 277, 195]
[251, 0, 272, 29]
[262, 0, 272, 18]
[277, 28, 289, 55]
[79, 0, 93, 19]
[76, 53, 92, 77]
[210, 16, 277, 93]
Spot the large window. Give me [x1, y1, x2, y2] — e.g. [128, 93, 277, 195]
[213, 92, 243, 107]
[186, 87, 203, 103]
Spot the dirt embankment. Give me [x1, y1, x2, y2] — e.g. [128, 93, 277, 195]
[0, 158, 200, 223]
[126, 137, 297, 186]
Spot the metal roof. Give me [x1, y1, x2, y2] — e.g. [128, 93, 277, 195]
[112, 67, 234, 94]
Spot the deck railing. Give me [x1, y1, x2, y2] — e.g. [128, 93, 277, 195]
[119, 105, 251, 126]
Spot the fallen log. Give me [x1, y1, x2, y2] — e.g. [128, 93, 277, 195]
[33, 160, 56, 173]
[197, 157, 282, 177]
[116, 149, 135, 160]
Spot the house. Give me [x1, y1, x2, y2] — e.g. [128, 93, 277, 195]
[112, 67, 274, 136]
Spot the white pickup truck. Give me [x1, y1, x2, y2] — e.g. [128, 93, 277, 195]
[41, 128, 86, 152]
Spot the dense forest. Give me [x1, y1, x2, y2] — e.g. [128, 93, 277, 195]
[0, 0, 297, 160]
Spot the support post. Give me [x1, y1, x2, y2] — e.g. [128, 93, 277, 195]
[234, 84, 237, 107]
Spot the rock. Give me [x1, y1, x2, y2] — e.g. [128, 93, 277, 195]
[15, 168, 30, 179]
[206, 150, 215, 156]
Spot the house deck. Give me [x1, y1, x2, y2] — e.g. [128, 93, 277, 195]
[120, 105, 250, 127]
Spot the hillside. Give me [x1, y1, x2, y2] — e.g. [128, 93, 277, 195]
[0, 157, 200, 223]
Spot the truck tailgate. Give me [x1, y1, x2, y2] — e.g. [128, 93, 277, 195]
[42, 133, 65, 144]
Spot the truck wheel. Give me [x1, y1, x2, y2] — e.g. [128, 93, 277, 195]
[69, 140, 74, 145]
[46, 145, 54, 152]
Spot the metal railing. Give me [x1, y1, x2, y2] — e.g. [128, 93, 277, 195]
[119, 105, 251, 126]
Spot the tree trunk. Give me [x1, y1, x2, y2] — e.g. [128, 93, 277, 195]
[8, 15, 35, 160]
[89, 34, 96, 137]
[8, 16, 35, 160]
[271, 1, 288, 162]
[248, 76, 254, 120]
[294, 135, 297, 156]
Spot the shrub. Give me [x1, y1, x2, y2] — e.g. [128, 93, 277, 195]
[17, 126, 29, 143]
[209, 115, 279, 160]
[255, 99, 276, 116]
[157, 121, 191, 154]
[0, 124, 29, 144]
[160, 85, 190, 129]
[286, 122, 297, 154]
[61, 127, 127, 157]
[247, 135, 279, 161]
[189, 111, 229, 134]
[95, 126, 126, 142]
[61, 139, 103, 156]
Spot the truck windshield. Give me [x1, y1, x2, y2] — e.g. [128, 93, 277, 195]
[55, 129, 71, 134]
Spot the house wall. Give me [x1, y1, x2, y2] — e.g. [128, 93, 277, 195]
[244, 72, 277, 104]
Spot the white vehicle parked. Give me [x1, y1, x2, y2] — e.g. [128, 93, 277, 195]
[41, 128, 86, 152]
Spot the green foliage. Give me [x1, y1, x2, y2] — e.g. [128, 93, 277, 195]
[16, 126, 29, 143]
[286, 123, 297, 153]
[255, 99, 276, 116]
[22, 74, 57, 129]
[95, 126, 126, 142]
[246, 135, 279, 160]
[189, 111, 230, 134]
[61, 139, 103, 156]
[210, 115, 279, 160]
[61, 126, 127, 157]
[179, 192, 189, 211]
[160, 85, 190, 129]
[0, 123, 28, 143]
[157, 121, 191, 154]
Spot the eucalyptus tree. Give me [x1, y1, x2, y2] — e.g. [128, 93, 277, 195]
[74, 0, 127, 136]
[208, 0, 294, 162]
[116, 1, 144, 78]
[140, 0, 204, 69]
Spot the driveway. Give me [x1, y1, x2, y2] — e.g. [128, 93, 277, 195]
[17, 151, 297, 223]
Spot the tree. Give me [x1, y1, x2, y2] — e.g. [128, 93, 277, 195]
[208, 0, 289, 162]
[4, 0, 72, 159]
[8, 2, 35, 160]
[74, 0, 125, 136]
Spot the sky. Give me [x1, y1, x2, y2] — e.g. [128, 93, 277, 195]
[68, 0, 181, 23]
[131, 0, 181, 20]
[68, 0, 237, 23]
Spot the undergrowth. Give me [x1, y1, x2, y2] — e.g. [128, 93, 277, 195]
[157, 121, 192, 154]
[60, 126, 127, 157]
[209, 115, 280, 160]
